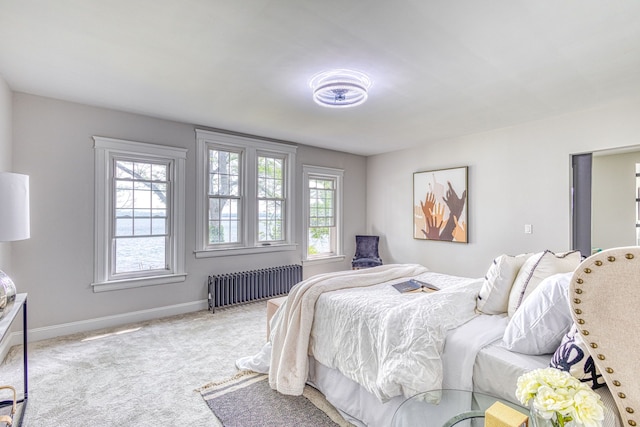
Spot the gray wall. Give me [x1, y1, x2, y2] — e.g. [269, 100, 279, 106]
[12, 93, 367, 335]
[0, 76, 12, 270]
[11, 90, 640, 336]
[367, 98, 640, 278]
[592, 150, 640, 250]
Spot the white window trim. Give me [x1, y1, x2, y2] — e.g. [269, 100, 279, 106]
[194, 129, 297, 258]
[302, 165, 345, 265]
[93, 136, 187, 292]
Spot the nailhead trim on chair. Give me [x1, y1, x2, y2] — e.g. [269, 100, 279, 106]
[572, 251, 637, 427]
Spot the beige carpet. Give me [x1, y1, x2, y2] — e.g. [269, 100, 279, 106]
[0, 301, 269, 426]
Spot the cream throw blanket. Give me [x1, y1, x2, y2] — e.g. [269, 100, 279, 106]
[268, 264, 428, 395]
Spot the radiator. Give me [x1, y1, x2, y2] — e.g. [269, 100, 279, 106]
[208, 264, 302, 311]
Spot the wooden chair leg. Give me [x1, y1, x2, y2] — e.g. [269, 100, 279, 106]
[0, 385, 16, 426]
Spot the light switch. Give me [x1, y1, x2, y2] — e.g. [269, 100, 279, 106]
[524, 224, 532, 234]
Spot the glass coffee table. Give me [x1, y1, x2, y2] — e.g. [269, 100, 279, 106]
[391, 389, 529, 427]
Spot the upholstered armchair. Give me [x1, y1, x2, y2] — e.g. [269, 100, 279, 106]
[351, 235, 382, 269]
[569, 247, 639, 427]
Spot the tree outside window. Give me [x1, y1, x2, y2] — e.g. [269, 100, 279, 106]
[195, 129, 296, 257]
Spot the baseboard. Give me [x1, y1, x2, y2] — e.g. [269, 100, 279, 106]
[0, 332, 22, 363]
[27, 299, 209, 343]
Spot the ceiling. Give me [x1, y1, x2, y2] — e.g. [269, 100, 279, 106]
[2, 1, 640, 156]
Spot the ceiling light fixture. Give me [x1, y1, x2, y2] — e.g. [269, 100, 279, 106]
[310, 69, 372, 108]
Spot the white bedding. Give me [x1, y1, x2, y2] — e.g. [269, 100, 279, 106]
[441, 314, 509, 390]
[472, 340, 552, 403]
[310, 271, 483, 401]
[309, 315, 510, 427]
[259, 264, 429, 395]
[238, 265, 623, 427]
[473, 341, 622, 427]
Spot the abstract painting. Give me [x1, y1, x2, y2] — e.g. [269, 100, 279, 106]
[413, 166, 468, 242]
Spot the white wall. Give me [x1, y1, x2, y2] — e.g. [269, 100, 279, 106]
[367, 98, 640, 278]
[12, 93, 366, 336]
[592, 150, 640, 250]
[0, 76, 12, 270]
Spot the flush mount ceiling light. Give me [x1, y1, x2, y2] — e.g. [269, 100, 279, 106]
[310, 69, 372, 108]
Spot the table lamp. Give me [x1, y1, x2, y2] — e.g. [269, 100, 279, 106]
[0, 172, 30, 310]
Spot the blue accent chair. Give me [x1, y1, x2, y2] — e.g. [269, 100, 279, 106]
[351, 235, 383, 269]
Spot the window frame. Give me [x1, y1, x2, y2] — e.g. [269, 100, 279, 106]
[302, 165, 345, 265]
[93, 137, 187, 292]
[195, 129, 297, 258]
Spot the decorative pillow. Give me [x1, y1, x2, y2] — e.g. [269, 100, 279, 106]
[502, 273, 573, 355]
[507, 250, 581, 317]
[550, 324, 606, 389]
[476, 253, 532, 315]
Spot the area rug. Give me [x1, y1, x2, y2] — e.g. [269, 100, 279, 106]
[198, 370, 353, 427]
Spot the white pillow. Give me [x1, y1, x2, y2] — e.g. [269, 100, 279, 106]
[476, 253, 532, 315]
[507, 250, 581, 317]
[502, 273, 573, 355]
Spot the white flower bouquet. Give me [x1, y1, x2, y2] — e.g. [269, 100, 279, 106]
[516, 367, 604, 427]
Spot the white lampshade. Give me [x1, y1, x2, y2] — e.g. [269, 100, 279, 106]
[0, 172, 30, 242]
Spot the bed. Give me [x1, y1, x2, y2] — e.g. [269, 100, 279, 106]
[237, 257, 622, 427]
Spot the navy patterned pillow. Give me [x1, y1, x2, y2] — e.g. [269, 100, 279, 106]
[549, 324, 606, 389]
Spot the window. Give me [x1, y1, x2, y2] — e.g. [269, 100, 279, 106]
[258, 155, 285, 242]
[303, 165, 344, 263]
[113, 159, 169, 274]
[93, 137, 187, 292]
[195, 130, 296, 257]
[207, 148, 241, 245]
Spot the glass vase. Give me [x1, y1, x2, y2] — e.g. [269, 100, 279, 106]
[529, 404, 574, 427]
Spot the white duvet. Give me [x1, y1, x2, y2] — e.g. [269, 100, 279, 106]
[268, 264, 429, 395]
[310, 271, 482, 401]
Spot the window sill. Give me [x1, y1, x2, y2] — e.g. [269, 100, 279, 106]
[302, 255, 346, 266]
[92, 273, 188, 293]
[194, 243, 298, 259]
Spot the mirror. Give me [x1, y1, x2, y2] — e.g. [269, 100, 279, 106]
[572, 146, 640, 256]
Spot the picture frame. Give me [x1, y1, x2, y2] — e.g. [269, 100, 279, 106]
[413, 166, 468, 242]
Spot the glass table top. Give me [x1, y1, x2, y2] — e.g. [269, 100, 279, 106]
[391, 389, 529, 427]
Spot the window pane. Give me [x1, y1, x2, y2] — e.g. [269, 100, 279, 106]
[208, 198, 239, 244]
[152, 216, 166, 235]
[309, 177, 335, 228]
[258, 155, 283, 198]
[133, 162, 152, 180]
[113, 158, 170, 274]
[134, 187, 152, 209]
[116, 217, 133, 236]
[114, 236, 166, 273]
[308, 227, 332, 256]
[306, 171, 340, 259]
[209, 149, 240, 196]
[257, 155, 285, 242]
[258, 200, 283, 241]
[151, 164, 167, 181]
[115, 182, 133, 209]
[151, 184, 167, 208]
[115, 161, 134, 179]
[134, 217, 151, 235]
